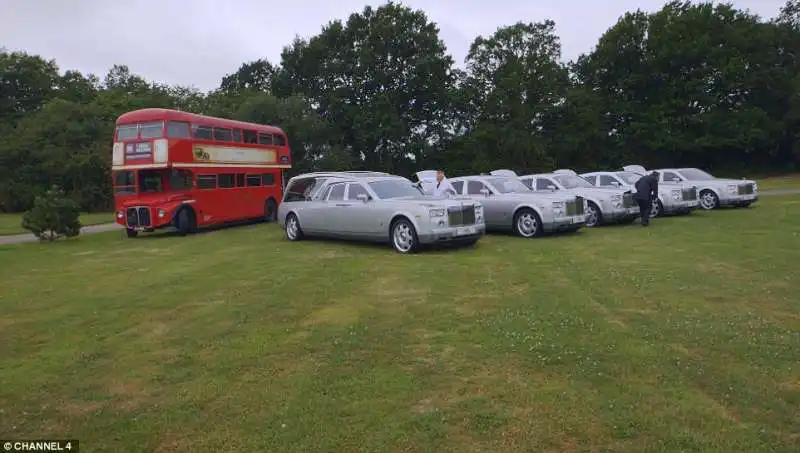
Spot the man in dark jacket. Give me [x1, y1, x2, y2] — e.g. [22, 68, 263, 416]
[633, 171, 659, 226]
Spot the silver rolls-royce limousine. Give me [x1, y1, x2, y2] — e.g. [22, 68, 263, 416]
[277, 171, 486, 254]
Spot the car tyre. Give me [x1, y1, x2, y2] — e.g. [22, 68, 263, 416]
[699, 190, 719, 210]
[390, 217, 419, 254]
[584, 202, 602, 227]
[125, 228, 138, 238]
[285, 213, 303, 241]
[513, 208, 542, 238]
[650, 199, 664, 218]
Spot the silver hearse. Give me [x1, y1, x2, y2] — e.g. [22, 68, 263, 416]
[510, 169, 640, 227]
[582, 166, 700, 217]
[445, 173, 586, 237]
[644, 166, 758, 210]
[277, 171, 486, 253]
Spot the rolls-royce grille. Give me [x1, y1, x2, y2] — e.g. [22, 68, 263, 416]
[622, 193, 635, 207]
[448, 205, 476, 226]
[737, 184, 754, 195]
[126, 206, 152, 228]
[566, 196, 584, 216]
[682, 187, 698, 200]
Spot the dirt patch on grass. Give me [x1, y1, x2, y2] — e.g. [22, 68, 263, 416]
[59, 400, 104, 417]
[588, 298, 628, 329]
[302, 301, 364, 326]
[108, 378, 151, 411]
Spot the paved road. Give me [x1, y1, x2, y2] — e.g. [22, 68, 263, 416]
[0, 222, 123, 245]
[2, 188, 799, 246]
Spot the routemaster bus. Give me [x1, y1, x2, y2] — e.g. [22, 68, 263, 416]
[111, 108, 292, 237]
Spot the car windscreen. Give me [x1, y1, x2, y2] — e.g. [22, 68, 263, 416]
[679, 168, 714, 180]
[487, 177, 531, 193]
[616, 172, 641, 185]
[368, 179, 423, 199]
[554, 175, 594, 189]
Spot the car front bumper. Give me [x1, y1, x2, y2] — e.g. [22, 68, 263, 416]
[607, 205, 640, 221]
[720, 193, 758, 206]
[544, 214, 586, 232]
[418, 224, 486, 244]
[663, 198, 700, 212]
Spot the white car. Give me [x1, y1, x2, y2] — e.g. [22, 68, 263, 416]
[581, 168, 700, 217]
[495, 169, 640, 227]
[627, 165, 758, 211]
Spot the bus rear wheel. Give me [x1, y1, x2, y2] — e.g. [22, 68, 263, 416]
[126, 228, 138, 238]
[264, 198, 278, 222]
[176, 208, 197, 236]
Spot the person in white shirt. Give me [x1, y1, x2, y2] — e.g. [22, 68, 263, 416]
[432, 169, 456, 197]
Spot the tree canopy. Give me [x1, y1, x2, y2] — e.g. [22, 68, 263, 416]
[1, 0, 798, 212]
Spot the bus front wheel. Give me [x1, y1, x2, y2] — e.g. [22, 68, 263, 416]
[176, 208, 197, 236]
[126, 228, 138, 238]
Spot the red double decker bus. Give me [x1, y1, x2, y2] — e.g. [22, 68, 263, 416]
[111, 108, 292, 237]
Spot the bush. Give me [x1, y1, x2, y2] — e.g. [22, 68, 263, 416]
[21, 186, 82, 241]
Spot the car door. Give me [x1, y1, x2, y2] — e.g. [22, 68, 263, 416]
[466, 180, 501, 227]
[340, 182, 382, 238]
[535, 177, 558, 192]
[316, 182, 347, 236]
[661, 171, 682, 183]
[599, 174, 621, 188]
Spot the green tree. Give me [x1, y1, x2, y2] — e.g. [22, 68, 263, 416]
[276, 1, 457, 175]
[220, 59, 276, 96]
[449, 21, 569, 173]
[0, 51, 60, 127]
[21, 185, 82, 241]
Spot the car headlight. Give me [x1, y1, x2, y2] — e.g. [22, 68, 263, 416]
[429, 208, 445, 217]
[610, 194, 622, 208]
[552, 201, 565, 216]
[158, 209, 166, 218]
[671, 189, 681, 201]
[753, 182, 758, 192]
[726, 184, 737, 194]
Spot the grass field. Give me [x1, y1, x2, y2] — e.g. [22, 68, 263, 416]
[0, 212, 113, 236]
[1, 197, 798, 453]
[756, 173, 800, 191]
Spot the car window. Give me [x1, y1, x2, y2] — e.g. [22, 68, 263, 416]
[347, 183, 370, 200]
[520, 178, 534, 190]
[326, 183, 346, 201]
[536, 178, 556, 190]
[583, 175, 597, 185]
[599, 175, 618, 186]
[662, 171, 681, 182]
[450, 180, 464, 194]
[466, 180, 487, 195]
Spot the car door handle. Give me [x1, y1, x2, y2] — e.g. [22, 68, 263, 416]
[336, 203, 349, 207]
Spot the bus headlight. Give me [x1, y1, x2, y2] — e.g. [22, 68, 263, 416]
[117, 210, 124, 219]
[158, 209, 166, 218]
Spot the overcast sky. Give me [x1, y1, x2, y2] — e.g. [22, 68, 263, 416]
[1, 0, 787, 92]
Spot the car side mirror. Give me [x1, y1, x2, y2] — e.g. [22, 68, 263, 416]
[356, 193, 369, 202]
[546, 185, 557, 191]
[480, 188, 490, 197]
[610, 181, 620, 187]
